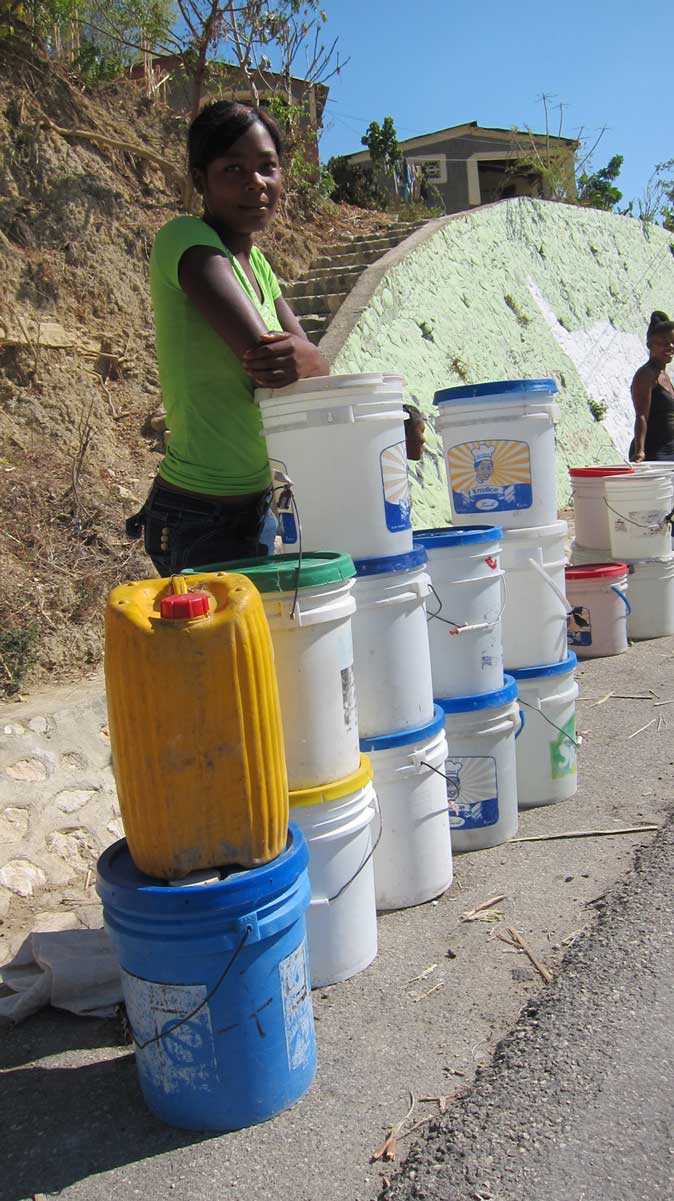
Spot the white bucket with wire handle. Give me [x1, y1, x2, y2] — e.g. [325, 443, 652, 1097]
[192, 553, 359, 790]
[413, 524, 504, 698]
[507, 653, 579, 809]
[433, 379, 560, 530]
[352, 549, 435, 738]
[289, 757, 378, 988]
[360, 707, 452, 911]
[627, 556, 674, 640]
[604, 472, 673, 561]
[437, 677, 521, 852]
[569, 466, 634, 550]
[257, 373, 413, 560]
[501, 521, 569, 667]
[565, 563, 630, 658]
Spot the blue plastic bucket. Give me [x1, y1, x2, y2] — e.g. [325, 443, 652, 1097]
[97, 824, 316, 1132]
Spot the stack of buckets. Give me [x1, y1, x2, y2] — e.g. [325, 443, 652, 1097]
[258, 374, 454, 913]
[99, 572, 317, 1131]
[431, 380, 579, 814]
[186, 553, 381, 988]
[568, 465, 674, 647]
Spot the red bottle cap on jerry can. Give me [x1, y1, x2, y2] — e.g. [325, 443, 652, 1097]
[159, 590, 210, 620]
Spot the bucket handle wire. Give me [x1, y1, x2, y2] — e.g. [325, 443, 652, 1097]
[610, 584, 632, 616]
[272, 482, 303, 622]
[317, 793, 383, 905]
[602, 496, 674, 533]
[516, 699, 581, 747]
[125, 923, 252, 1052]
[426, 573, 507, 635]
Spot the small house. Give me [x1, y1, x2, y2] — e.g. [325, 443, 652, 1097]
[347, 120, 577, 213]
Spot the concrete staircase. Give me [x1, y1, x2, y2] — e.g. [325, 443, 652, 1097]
[286, 219, 429, 344]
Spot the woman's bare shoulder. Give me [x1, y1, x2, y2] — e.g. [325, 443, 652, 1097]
[631, 362, 656, 387]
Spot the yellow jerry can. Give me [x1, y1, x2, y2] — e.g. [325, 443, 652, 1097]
[105, 573, 288, 878]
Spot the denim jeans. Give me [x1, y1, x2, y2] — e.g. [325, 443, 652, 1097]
[126, 479, 272, 576]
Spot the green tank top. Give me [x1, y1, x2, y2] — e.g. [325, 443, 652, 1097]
[150, 215, 282, 495]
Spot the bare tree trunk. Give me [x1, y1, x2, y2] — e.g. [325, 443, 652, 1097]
[183, 38, 210, 210]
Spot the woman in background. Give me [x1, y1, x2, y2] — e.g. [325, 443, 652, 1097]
[629, 311, 674, 462]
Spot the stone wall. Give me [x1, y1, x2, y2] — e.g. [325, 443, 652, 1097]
[0, 678, 117, 962]
[328, 199, 674, 528]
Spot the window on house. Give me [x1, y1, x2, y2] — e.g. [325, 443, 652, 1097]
[408, 155, 447, 184]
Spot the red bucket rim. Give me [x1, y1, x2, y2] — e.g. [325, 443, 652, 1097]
[569, 466, 634, 478]
[565, 562, 628, 580]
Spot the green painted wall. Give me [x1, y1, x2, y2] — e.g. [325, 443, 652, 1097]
[330, 199, 674, 527]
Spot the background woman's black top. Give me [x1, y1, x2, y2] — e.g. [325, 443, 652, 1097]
[644, 381, 674, 460]
[629, 377, 674, 461]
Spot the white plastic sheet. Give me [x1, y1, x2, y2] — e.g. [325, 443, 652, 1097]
[0, 928, 121, 1023]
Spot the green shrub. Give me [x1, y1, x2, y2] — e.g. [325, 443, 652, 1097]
[0, 621, 39, 698]
[588, 398, 608, 422]
[326, 156, 390, 209]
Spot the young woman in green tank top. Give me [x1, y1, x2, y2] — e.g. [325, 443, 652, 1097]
[128, 101, 328, 573]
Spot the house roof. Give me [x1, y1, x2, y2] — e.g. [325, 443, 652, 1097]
[127, 57, 329, 122]
[347, 120, 578, 163]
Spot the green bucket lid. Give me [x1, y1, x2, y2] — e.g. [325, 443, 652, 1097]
[182, 552, 356, 593]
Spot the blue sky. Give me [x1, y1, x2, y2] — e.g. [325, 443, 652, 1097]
[315, 0, 667, 206]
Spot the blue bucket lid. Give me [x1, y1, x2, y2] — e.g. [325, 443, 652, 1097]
[434, 378, 558, 405]
[354, 547, 427, 577]
[414, 524, 502, 549]
[507, 652, 577, 681]
[436, 675, 517, 714]
[96, 823, 308, 915]
[359, 704, 446, 752]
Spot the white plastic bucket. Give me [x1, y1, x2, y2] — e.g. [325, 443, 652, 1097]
[437, 677, 521, 852]
[433, 379, 560, 530]
[501, 521, 569, 667]
[627, 556, 674, 640]
[289, 757, 378, 987]
[565, 563, 630, 657]
[205, 554, 359, 790]
[360, 708, 452, 910]
[569, 466, 634, 550]
[632, 461, 674, 476]
[258, 373, 413, 560]
[569, 540, 611, 566]
[351, 549, 435, 738]
[508, 653, 579, 809]
[604, 473, 673, 561]
[413, 525, 504, 697]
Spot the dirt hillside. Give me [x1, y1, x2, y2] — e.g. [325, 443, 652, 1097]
[0, 37, 391, 699]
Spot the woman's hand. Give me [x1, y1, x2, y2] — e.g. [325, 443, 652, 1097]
[634, 449, 646, 462]
[243, 332, 328, 388]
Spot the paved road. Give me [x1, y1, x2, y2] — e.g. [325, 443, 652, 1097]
[387, 813, 674, 1201]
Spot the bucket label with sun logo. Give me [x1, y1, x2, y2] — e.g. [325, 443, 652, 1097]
[445, 755, 499, 829]
[448, 439, 533, 514]
[380, 442, 412, 532]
